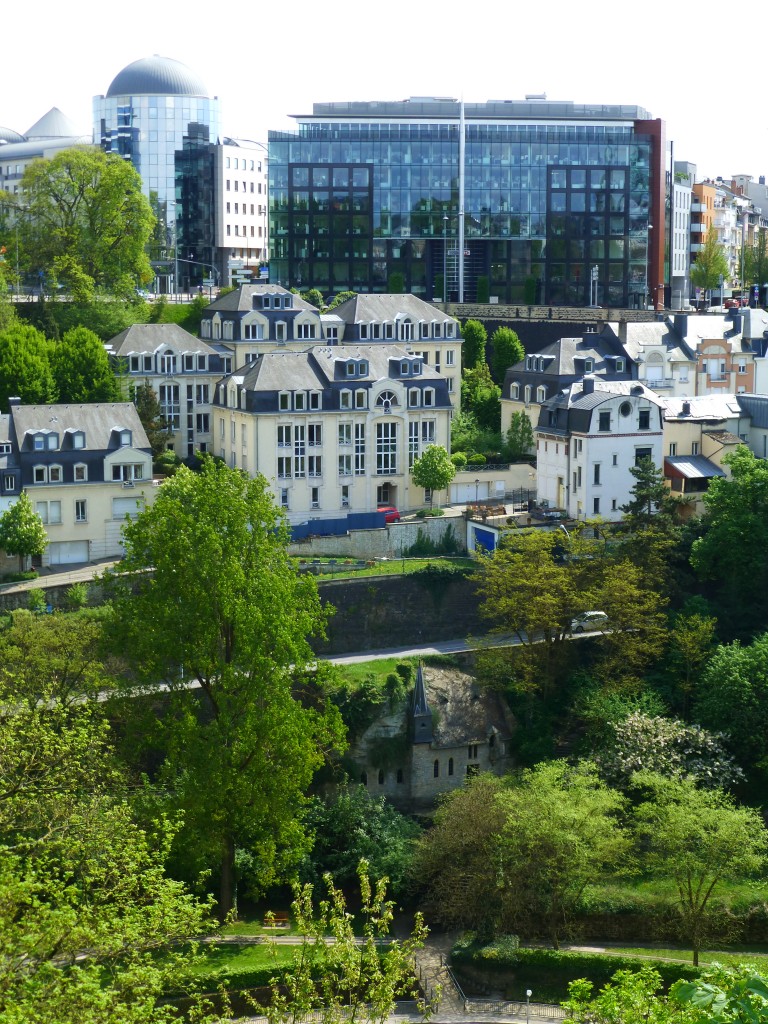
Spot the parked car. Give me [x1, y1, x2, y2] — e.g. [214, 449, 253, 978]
[377, 505, 401, 523]
[570, 610, 608, 633]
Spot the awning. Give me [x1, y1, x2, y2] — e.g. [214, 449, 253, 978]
[664, 455, 726, 480]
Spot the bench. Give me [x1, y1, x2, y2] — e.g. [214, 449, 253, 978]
[263, 910, 290, 928]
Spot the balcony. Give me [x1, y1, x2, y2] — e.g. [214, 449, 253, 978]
[690, 223, 707, 234]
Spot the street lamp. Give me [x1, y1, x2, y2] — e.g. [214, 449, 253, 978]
[475, 478, 480, 505]
[443, 214, 449, 305]
[526, 989, 532, 1024]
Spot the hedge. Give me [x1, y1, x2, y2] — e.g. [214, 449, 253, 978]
[452, 940, 701, 994]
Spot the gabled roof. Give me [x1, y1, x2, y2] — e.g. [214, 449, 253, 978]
[504, 333, 634, 395]
[601, 320, 696, 362]
[109, 322, 216, 356]
[331, 292, 459, 327]
[10, 404, 150, 452]
[205, 284, 319, 313]
[225, 344, 448, 394]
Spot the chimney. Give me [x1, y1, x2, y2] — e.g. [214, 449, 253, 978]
[761, 176, 766, 186]
[582, 375, 595, 395]
[682, 401, 691, 416]
[8, 396, 21, 407]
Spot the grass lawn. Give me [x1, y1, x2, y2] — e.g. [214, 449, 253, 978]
[302, 556, 474, 581]
[607, 943, 768, 966]
[183, 941, 296, 983]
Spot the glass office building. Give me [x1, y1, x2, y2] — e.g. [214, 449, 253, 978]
[94, 56, 221, 292]
[269, 99, 665, 307]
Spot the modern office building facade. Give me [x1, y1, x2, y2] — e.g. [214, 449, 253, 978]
[269, 98, 666, 308]
[94, 55, 222, 292]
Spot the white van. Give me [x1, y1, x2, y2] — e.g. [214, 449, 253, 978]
[570, 611, 608, 633]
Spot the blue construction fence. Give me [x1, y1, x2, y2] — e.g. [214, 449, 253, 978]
[290, 511, 384, 541]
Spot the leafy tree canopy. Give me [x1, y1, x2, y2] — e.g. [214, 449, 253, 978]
[461, 318, 487, 369]
[631, 772, 768, 965]
[50, 325, 120, 403]
[502, 410, 535, 461]
[0, 321, 56, 411]
[490, 326, 524, 384]
[17, 147, 154, 299]
[690, 227, 730, 294]
[411, 443, 456, 506]
[0, 492, 47, 559]
[0, 610, 221, 1024]
[104, 458, 345, 918]
[691, 446, 768, 635]
[300, 787, 421, 896]
[133, 378, 169, 458]
[461, 361, 501, 433]
[593, 711, 743, 790]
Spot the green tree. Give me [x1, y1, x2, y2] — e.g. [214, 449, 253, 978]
[594, 712, 743, 790]
[490, 326, 524, 384]
[0, 492, 47, 564]
[50, 325, 119, 403]
[449, 408, 501, 457]
[743, 232, 768, 292]
[410, 774, 510, 937]
[673, 963, 768, 1022]
[18, 147, 154, 298]
[411, 443, 456, 507]
[0, 321, 56, 410]
[387, 271, 405, 293]
[259, 864, 429, 1024]
[691, 446, 768, 635]
[133, 378, 169, 458]
[621, 456, 679, 530]
[461, 318, 487, 369]
[461, 361, 501, 432]
[0, 612, 221, 1024]
[564, 965, 696, 1024]
[693, 633, 768, 791]
[690, 227, 730, 298]
[300, 788, 421, 896]
[502, 410, 535, 461]
[632, 772, 768, 965]
[302, 287, 325, 310]
[494, 761, 629, 948]
[665, 608, 718, 714]
[104, 459, 345, 919]
[325, 290, 356, 311]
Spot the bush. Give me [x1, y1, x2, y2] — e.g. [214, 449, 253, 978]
[64, 582, 89, 610]
[27, 588, 47, 613]
[451, 939, 701, 994]
[415, 508, 445, 519]
[451, 452, 468, 469]
[404, 525, 462, 556]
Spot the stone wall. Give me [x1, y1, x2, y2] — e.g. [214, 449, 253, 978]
[290, 515, 467, 561]
[315, 571, 482, 654]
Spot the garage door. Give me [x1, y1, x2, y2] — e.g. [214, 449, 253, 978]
[48, 540, 90, 565]
[451, 481, 490, 503]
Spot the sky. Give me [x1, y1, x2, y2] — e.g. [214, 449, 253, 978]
[3, 0, 765, 185]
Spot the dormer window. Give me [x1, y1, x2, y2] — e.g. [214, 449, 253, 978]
[355, 389, 367, 409]
[401, 360, 410, 376]
[359, 360, 368, 376]
[511, 383, 520, 400]
[584, 359, 594, 372]
[294, 392, 306, 411]
[183, 354, 195, 371]
[408, 388, 420, 407]
[283, 294, 292, 309]
[279, 391, 291, 411]
[383, 322, 394, 340]
[263, 295, 272, 309]
[71, 431, 85, 449]
[276, 322, 287, 343]
[346, 360, 356, 376]
[423, 388, 435, 407]
[120, 430, 132, 447]
[526, 356, 533, 370]
[615, 358, 625, 372]
[359, 322, 369, 340]
[160, 350, 176, 374]
[420, 321, 430, 339]
[445, 323, 454, 338]
[34, 435, 45, 451]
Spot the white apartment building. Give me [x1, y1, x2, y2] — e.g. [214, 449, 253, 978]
[214, 139, 269, 284]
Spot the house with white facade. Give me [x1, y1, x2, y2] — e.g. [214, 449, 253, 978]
[109, 324, 233, 461]
[211, 345, 452, 534]
[535, 378, 665, 522]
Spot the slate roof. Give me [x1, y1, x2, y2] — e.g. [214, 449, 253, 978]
[205, 284, 318, 313]
[227, 344, 447, 393]
[537, 379, 663, 435]
[331, 292, 459, 327]
[736, 393, 768, 428]
[10, 404, 150, 452]
[601, 320, 696, 362]
[504, 333, 634, 399]
[110, 323, 216, 355]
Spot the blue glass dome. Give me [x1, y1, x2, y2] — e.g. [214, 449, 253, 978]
[106, 55, 209, 97]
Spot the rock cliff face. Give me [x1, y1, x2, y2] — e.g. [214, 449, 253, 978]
[315, 573, 483, 654]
